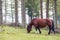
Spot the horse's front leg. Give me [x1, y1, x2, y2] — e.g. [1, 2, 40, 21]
[37, 27, 41, 34]
[35, 27, 38, 33]
[35, 26, 41, 34]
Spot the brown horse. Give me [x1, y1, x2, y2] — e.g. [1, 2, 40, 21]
[27, 18, 55, 35]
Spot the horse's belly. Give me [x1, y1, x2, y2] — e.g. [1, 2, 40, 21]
[39, 23, 47, 28]
[40, 25, 46, 28]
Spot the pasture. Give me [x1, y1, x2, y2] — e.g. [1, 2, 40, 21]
[0, 26, 60, 40]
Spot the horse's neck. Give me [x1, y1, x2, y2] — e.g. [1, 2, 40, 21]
[29, 22, 33, 26]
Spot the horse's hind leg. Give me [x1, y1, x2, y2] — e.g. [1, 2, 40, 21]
[48, 26, 51, 35]
[52, 29, 55, 34]
[52, 26, 55, 34]
[51, 22, 55, 34]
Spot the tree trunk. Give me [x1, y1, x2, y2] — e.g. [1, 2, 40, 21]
[0, 0, 2, 25]
[54, 0, 57, 28]
[15, 0, 18, 26]
[30, 10, 33, 20]
[21, 0, 26, 28]
[40, 0, 43, 18]
[5, 0, 7, 24]
[11, 0, 14, 23]
[46, 0, 49, 18]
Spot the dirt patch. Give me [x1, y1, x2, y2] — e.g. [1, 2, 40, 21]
[55, 28, 60, 34]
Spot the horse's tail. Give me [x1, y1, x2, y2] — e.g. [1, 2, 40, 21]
[51, 20, 55, 34]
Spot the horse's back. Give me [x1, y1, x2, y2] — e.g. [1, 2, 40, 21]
[32, 18, 53, 28]
[31, 18, 47, 27]
[37, 19, 47, 27]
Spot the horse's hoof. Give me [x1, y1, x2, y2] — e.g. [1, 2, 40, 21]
[48, 33, 50, 35]
[39, 32, 41, 34]
[54, 31, 55, 34]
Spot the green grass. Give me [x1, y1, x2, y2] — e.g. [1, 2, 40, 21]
[0, 26, 60, 40]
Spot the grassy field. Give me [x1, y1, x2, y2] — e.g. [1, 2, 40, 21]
[0, 26, 60, 40]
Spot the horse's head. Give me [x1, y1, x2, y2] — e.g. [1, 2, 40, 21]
[27, 24, 32, 33]
[27, 18, 37, 33]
